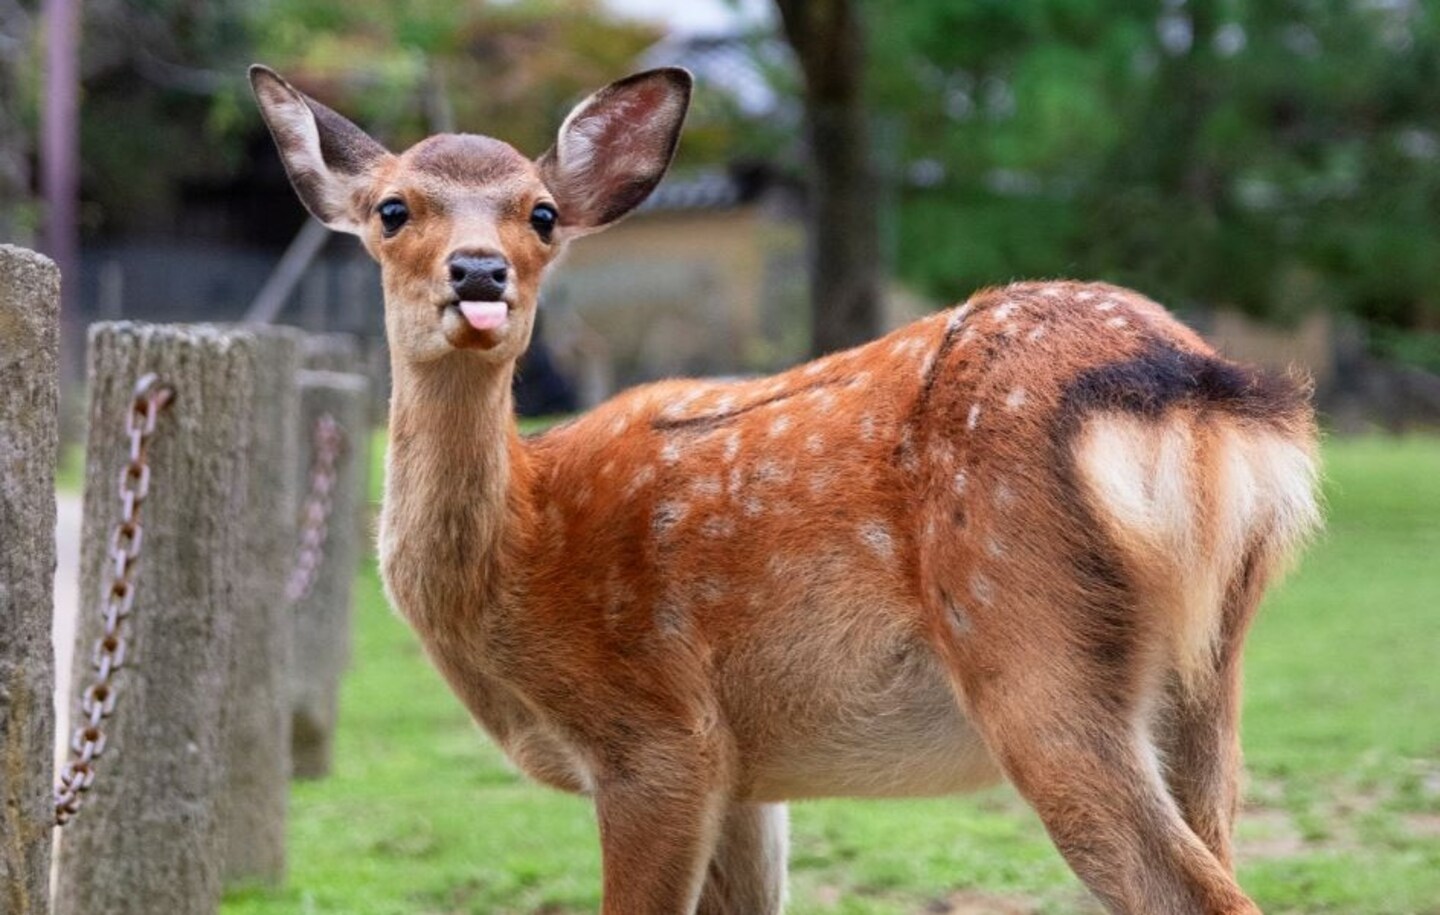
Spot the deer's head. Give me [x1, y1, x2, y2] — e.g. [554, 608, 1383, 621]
[250, 65, 692, 365]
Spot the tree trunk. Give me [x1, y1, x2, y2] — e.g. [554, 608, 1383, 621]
[0, 245, 59, 915]
[775, 0, 884, 356]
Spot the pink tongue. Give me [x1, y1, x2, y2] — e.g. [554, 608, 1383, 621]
[458, 301, 507, 331]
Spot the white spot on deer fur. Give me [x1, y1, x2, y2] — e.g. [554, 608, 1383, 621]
[946, 303, 972, 331]
[1027, 325, 1047, 342]
[953, 469, 968, 494]
[803, 359, 828, 377]
[1107, 316, 1129, 329]
[848, 370, 872, 389]
[986, 537, 1005, 558]
[994, 302, 1018, 321]
[727, 466, 744, 497]
[811, 389, 837, 413]
[945, 597, 971, 636]
[600, 460, 617, 477]
[891, 337, 925, 357]
[702, 516, 735, 538]
[661, 441, 682, 465]
[610, 415, 628, 435]
[652, 501, 689, 538]
[661, 391, 701, 420]
[808, 471, 836, 495]
[715, 394, 736, 413]
[1076, 290, 1097, 302]
[756, 459, 791, 485]
[654, 600, 686, 636]
[918, 351, 936, 379]
[967, 404, 982, 430]
[970, 574, 995, 605]
[574, 484, 593, 506]
[768, 415, 792, 437]
[804, 433, 824, 455]
[859, 414, 877, 441]
[723, 431, 742, 462]
[1040, 286, 1064, 298]
[1006, 388, 1027, 411]
[742, 495, 765, 517]
[960, 328, 978, 347]
[1097, 299, 1118, 311]
[624, 465, 656, 498]
[691, 475, 722, 498]
[859, 521, 895, 559]
[994, 480, 1016, 509]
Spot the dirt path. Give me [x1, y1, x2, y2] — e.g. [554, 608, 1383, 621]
[53, 492, 82, 769]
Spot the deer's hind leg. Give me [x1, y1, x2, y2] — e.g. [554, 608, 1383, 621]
[1154, 549, 1270, 873]
[932, 560, 1260, 915]
[696, 802, 789, 915]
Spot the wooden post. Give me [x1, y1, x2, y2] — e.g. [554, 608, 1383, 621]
[216, 325, 300, 886]
[301, 332, 360, 375]
[290, 370, 369, 778]
[301, 333, 373, 545]
[55, 323, 254, 915]
[0, 245, 59, 915]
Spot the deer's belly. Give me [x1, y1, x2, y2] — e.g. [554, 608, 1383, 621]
[723, 624, 1003, 802]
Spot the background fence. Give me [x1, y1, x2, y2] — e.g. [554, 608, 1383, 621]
[1, 244, 371, 915]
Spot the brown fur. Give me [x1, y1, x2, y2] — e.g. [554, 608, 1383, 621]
[252, 65, 1322, 915]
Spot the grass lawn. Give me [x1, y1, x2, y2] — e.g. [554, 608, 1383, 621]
[221, 436, 1440, 915]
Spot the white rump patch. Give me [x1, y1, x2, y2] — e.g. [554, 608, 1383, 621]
[1075, 413, 1320, 686]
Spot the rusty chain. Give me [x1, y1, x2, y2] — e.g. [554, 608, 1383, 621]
[285, 413, 345, 605]
[55, 373, 175, 827]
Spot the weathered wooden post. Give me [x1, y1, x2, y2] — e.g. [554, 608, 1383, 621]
[55, 323, 253, 915]
[300, 332, 360, 374]
[301, 332, 373, 546]
[216, 325, 300, 886]
[0, 245, 59, 915]
[289, 370, 369, 778]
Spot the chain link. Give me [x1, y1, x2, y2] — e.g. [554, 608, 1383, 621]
[55, 373, 174, 827]
[285, 413, 345, 606]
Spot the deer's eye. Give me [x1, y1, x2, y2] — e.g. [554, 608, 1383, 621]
[530, 203, 558, 242]
[377, 198, 409, 236]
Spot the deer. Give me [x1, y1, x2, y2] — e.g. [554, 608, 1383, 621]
[250, 63, 1321, 914]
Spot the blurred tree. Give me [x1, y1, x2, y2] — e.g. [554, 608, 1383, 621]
[860, 0, 1440, 365]
[0, 0, 36, 243]
[775, 0, 883, 356]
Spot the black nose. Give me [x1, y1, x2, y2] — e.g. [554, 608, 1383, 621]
[448, 253, 509, 302]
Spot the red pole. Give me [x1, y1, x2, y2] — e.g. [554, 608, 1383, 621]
[41, 0, 81, 383]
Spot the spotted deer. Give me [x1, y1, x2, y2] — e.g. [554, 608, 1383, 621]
[251, 64, 1321, 914]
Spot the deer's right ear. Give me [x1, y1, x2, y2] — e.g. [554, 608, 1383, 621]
[248, 65, 391, 235]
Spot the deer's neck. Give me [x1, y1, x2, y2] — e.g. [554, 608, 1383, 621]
[381, 356, 534, 644]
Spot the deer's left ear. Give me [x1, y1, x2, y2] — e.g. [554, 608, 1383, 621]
[538, 68, 692, 238]
[249, 64, 392, 235]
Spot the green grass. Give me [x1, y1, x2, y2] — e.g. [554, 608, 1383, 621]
[222, 436, 1440, 915]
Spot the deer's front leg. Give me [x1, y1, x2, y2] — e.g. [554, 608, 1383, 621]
[594, 741, 728, 915]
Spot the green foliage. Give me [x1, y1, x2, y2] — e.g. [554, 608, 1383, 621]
[222, 435, 1440, 914]
[864, 0, 1440, 335]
